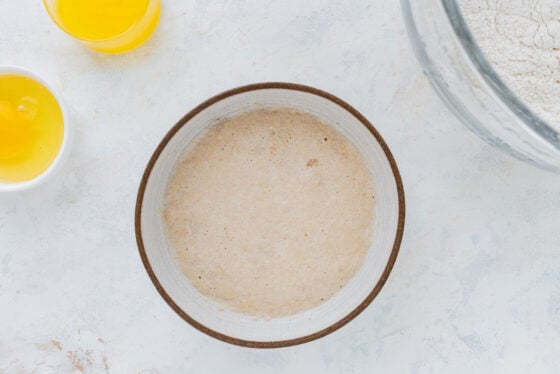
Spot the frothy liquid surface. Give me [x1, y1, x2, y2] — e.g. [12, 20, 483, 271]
[163, 108, 375, 317]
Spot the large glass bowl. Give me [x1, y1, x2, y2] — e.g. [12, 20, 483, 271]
[402, 0, 560, 173]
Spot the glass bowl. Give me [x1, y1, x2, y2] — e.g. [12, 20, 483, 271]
[401, 0, 560, 173]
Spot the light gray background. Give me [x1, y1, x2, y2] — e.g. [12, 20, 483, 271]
[1, 0, 559, 373]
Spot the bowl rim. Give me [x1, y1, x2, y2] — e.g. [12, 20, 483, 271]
[0, 65, 71, 192]
[134, 82, 406, 348]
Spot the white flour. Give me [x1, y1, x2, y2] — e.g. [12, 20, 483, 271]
[458, 0, 560, 129]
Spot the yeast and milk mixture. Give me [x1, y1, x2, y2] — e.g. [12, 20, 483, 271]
[163, 108, 375, 317]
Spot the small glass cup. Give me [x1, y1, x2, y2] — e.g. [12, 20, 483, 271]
[43, 0, 161, 54]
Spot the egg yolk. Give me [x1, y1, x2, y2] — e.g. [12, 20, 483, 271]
[0, 100, 33, 160]
[0, 74, 64, 182]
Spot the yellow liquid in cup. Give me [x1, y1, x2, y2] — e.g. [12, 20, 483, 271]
[0, 75, 64, 182]
[45, 0, 161, 53]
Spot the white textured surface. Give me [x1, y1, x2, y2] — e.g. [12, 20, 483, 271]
[1, 0, 560, 373]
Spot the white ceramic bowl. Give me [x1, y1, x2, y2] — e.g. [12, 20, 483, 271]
[135, 83, 405, 348]
[0, 66, 71, 192]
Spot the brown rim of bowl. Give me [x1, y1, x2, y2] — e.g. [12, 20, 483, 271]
[135, 82, 406, 349]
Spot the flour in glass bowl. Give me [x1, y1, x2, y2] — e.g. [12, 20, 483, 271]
[458, 0, 560, 130]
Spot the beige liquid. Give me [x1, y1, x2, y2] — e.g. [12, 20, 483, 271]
[163, 108, 375, 317]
